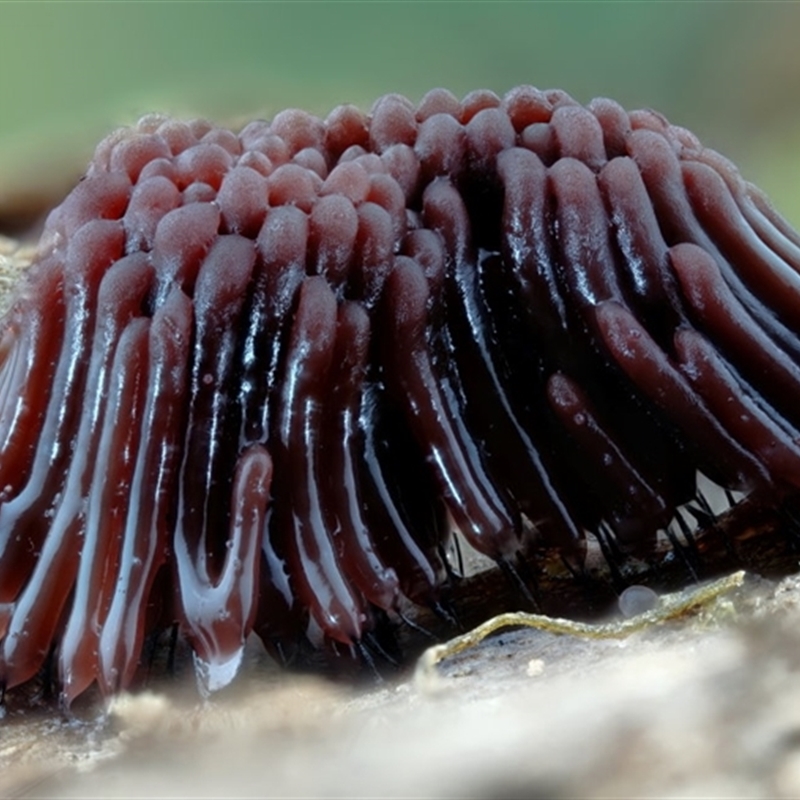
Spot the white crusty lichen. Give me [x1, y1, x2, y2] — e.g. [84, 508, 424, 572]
[0, 236, 32, 316]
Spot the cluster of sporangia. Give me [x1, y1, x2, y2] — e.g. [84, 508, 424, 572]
[1, 85, 800, 706]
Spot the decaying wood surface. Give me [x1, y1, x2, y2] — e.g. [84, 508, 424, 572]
[3, 567, 800, 799]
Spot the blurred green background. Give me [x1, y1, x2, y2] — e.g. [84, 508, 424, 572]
[2, 1, 800, 232]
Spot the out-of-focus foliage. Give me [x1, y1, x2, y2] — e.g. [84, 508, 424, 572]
[1, 2, 799, 224]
